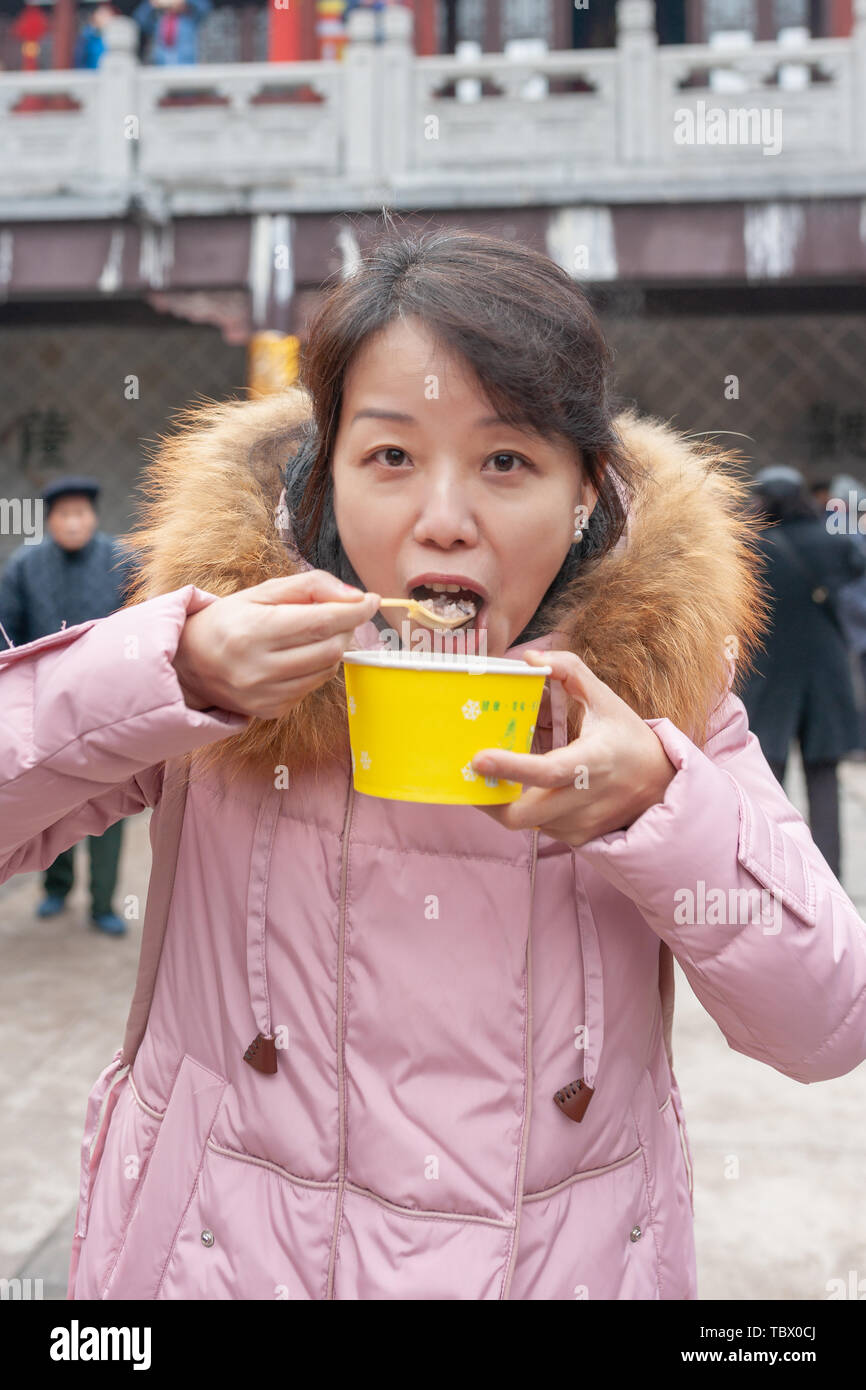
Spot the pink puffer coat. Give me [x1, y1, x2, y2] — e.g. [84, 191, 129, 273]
[2, 397, 864, 1300]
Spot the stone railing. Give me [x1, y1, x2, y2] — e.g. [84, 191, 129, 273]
[2, 0, 866, 220]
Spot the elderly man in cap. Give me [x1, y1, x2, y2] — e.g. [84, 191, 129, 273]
[0, 476, 136, 934]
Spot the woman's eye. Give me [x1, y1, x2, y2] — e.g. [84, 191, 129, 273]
[485, 453, 527, 473]
[369, 447, 409, 467]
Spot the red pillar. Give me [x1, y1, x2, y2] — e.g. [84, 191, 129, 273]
[828, 0, 853, 35]
[269, 0, 303, 60]
[755, 0, 774, 39]
[240, 4, 258, 62]
[301, 1, 318, 57]
[412, 0, 437, 55]
[551, 0, 571, 51]
[483, 0, 502, 52]
[52, 0, 77, 70]
[685, 0, 703, 42]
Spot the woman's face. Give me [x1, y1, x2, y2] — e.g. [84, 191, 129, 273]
[331, 317, 597, 658]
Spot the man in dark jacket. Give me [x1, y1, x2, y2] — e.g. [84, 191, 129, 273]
[0, 476, 136, 934]
[741, 466, 866, 880]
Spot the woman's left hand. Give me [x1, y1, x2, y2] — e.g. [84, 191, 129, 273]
[471, 650, 677, 847]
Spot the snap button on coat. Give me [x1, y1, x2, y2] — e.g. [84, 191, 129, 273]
[630, 1226, 642, 1243]
[201, 1229, 215, 1247]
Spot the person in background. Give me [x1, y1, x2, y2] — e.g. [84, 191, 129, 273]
[810, 478, 831, 514]
[133, 0, 212, 66]
[827, 472, 866, 753]
[73, 2, 117, 69]
[0, 477, 136, 935]
[741, 465, 866, 880]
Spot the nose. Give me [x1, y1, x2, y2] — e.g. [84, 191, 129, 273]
[412, 470, 479, 549]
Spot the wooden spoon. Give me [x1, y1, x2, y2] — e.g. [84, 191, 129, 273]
[377, 596, 476, 631]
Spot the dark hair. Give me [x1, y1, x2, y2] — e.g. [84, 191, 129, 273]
[283, 223, 636, 645]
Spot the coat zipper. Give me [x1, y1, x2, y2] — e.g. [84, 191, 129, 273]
[325, 785, 540, 1298]
[500, 826, 539, 1299]
[326, 772, 355, 1299]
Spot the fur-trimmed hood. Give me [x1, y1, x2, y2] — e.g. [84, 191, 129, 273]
[123, 390, 768, 785]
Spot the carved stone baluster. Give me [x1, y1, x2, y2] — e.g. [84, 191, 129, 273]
[616, 0, 658, 165]
[97, 17, 138, 190]
[344, 7, 377, 182]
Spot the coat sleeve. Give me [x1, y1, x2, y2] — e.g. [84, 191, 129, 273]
[0, 585, 249, 882]
[577, 685, 866, 1083]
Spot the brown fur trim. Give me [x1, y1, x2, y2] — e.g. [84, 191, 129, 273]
[121, 393, 769, 787]
[548, 410, 770, 749]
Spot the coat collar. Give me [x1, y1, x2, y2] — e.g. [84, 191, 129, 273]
[122, 391, 768, 785]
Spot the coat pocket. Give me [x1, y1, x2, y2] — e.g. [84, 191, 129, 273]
[102, 1054, 227, 1300]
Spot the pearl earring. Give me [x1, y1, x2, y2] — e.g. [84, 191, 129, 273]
[573, 504, 586, 543]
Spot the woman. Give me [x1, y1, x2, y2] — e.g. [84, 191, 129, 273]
[2, 229, 865, 1301]
[740, 466, 866, 880]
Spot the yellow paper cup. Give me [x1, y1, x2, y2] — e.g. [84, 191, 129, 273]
[341, 649, 552, 804]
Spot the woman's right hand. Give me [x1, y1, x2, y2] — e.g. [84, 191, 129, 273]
[171, 571, 380, 718]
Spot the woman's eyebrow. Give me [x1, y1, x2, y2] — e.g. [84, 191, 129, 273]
[350, 408, 518, 429]
[351, 409, 416, 425]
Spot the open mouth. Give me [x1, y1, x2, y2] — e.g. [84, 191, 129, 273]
[409, 582, 484, 624]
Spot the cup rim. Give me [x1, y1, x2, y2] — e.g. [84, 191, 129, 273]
[342, 650, 552, 676]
